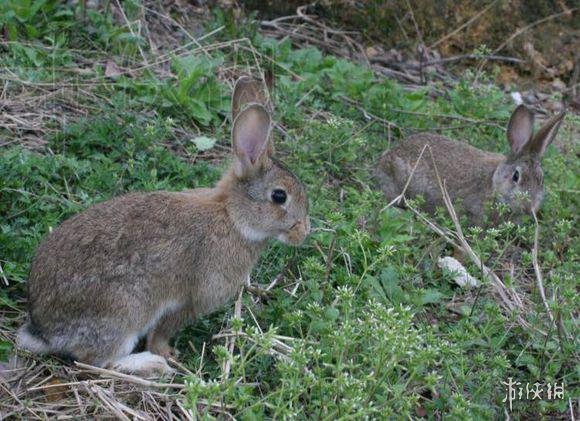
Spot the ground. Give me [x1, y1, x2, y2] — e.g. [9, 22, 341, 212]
[0, 1, 578, 419]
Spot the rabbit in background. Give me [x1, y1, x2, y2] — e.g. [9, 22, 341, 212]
[375, 105, 566, 225]
[17, 76, 310, 376]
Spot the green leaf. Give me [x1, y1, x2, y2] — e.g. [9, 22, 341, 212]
[22, 46, 42, 67]
[419, 289, 444, 305]
[191, 136, 217, 151]
[380, 266, 404, 303]
[324, 306, 340, 321]
[366, 275, 388, 304]
[0, 341, 12, 362]
[187, 100, 213, 125]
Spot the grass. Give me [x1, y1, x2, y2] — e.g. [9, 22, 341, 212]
[0, 1, 578, 419]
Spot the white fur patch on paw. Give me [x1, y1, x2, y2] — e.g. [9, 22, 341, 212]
[111, 352, 174, 377]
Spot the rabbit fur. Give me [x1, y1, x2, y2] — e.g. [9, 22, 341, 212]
[17, 76, 310, 376]
[375, 105, 566, 225]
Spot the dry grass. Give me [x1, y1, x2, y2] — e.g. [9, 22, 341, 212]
[0, 283, 294, 419]
[1, 354, 214, 419]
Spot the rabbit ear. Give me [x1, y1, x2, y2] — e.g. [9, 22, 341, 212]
[232, 76, 267, 122]
[232, 104, 272, 178]
[524, 110, 566, 157]
[507, 105, 534, 155]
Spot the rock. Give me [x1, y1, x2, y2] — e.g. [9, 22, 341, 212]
[510, 92, 523, 105]
[438, 256, 479, 288]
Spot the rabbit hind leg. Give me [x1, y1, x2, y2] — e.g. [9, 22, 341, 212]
[66, 325, 173, 376]
[18, 318, 171, 376]
[375, 162, 406, 207]
[146, 306, 190, 359]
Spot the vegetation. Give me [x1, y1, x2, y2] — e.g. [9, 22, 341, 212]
[0, 1, 577, 419]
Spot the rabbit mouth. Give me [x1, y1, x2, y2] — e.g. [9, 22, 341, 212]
[277, 219, 310, 246]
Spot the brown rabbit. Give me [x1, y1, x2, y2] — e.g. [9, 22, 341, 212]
[375, 105, 566, 225]
[17, 76, 310, 376]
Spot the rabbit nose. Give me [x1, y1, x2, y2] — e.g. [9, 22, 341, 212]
[291, 218, 310, 234]
[282, 218, 310, 245]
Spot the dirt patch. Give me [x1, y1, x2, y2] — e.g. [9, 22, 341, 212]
[243, 0, 580, 109]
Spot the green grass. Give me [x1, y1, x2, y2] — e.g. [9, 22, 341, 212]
[0, 2, 578, 419]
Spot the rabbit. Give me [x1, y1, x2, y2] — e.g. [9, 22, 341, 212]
[16, 76, 310, 376]
[375, 105, 566, 225]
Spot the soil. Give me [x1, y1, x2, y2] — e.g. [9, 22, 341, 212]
[240, 0, 580, 111]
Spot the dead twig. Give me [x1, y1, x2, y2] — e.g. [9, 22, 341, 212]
[113, 0, 149, 65]
[380, 143, 430, 210]
[221, 287, 243, 380]
[339, 95, 402, 131]
[372, 54, 525, 68]
[74, 362, 185, 389]
[531, 211, 555, 327]
[0, 262, 8, 286]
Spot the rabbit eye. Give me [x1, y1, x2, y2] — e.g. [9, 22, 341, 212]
[512, 169, 520, 183]
[271, 189, 287, 204]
